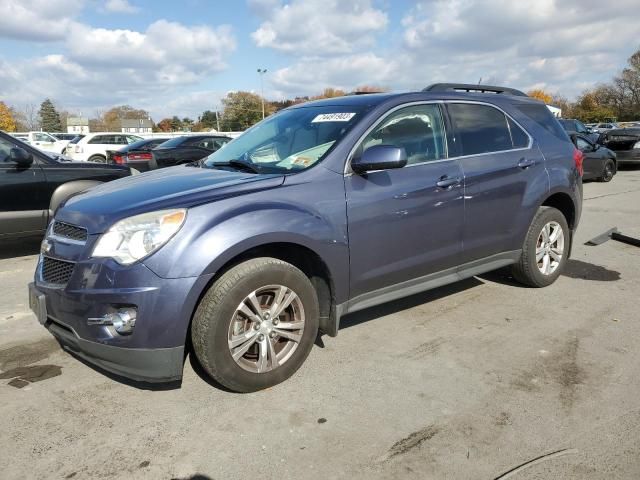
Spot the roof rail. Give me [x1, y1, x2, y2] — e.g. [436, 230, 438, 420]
[423, 83, 528, 97]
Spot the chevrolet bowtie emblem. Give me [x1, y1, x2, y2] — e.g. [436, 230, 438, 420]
[40, 239, 52, 254]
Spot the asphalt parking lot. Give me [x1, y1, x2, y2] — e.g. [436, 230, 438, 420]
[1, 169, 639, 480]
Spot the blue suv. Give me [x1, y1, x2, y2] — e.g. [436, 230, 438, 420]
[29, 84, 583, 392]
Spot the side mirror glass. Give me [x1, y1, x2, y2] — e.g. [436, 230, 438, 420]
[352, 145, 407, 174]
[10, 147, 34, 167]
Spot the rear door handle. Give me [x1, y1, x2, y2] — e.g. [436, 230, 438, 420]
[518, 158, 536, 169]
[436, 176, 462, 189]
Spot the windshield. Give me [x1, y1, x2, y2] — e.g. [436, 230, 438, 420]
[203, 105, 369, 173]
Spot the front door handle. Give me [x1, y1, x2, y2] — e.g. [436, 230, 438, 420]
[518, 158, 536, 169]
[436, 176, 462, 189]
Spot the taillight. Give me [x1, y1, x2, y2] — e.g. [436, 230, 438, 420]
[127, 152, 153, 161]
[573, 148, 584, 177]
[112, 154, 125, 164]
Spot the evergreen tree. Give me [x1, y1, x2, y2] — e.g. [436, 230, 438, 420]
[39, 99, 62, 132]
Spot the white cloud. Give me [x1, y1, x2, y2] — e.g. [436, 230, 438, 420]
[251, 0, 387, 55]
[0, 0, 84, 41]
[102, 0, 139, 13]
[265, 0, 640, 99]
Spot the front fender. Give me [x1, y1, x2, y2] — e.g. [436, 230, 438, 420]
[144, 200, 349, 303]
[50, 180, 102, 216]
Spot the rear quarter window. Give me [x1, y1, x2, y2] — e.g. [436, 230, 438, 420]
[517, 104, 568, 140]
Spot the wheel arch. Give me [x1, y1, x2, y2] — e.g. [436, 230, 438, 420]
[49, 180, 102, 215]
[540, 191, 576, 230]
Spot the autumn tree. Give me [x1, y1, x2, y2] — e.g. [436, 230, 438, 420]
[101, 105, 150, 131]
[220, 91, 273, 131]
[156, 118, 173, 132]
[527, 89, 554, 104]
[354, 85, 389, 93]
[311, 88, 346, 100]
[571, 91, 615, 123]
[200, 110, 219, 130]
[39, 98, 62, 132]
[0, 101, 17, 131]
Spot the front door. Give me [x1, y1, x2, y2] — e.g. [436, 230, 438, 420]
[345, 103, 464, 301]
[0, 137, 48, 236]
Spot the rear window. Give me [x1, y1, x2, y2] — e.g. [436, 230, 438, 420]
[519, 104, 568, 140]
[448, 103, 513, 156]
[156, 137, 188, 148]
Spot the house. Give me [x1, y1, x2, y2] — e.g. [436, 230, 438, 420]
[120, 118, 153, 134]
[67, 117, 89, 134]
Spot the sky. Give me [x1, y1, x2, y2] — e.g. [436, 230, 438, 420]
[0, 0, 639, 121]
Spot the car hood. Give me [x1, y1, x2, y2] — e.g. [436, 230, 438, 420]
[57, 165, 285, 233]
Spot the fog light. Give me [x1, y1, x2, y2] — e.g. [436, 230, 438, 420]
[87, 308, 137, 335]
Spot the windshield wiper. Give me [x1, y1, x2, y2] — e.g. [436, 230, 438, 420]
[210, 159, 261, 174]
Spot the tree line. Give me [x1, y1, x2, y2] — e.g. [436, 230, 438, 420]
[1, 48, 638, 134]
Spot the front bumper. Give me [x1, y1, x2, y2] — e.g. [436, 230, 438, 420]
[30, 283, 184, 383]
[30, 247, 213, 383]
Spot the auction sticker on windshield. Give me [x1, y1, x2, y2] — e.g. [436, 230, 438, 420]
[311, 113, 356, 123]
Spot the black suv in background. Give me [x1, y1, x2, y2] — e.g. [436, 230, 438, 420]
[0, 131, 130, 239]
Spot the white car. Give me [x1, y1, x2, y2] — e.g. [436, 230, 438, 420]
[67, 132, 143, 162]
[11, 131, 68, 154]
[593, 122, 620, 133]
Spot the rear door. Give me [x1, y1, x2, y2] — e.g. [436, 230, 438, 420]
[446, 102, 545, 263]
[345, 103, 464, 300]
[0, 136, 48, 236]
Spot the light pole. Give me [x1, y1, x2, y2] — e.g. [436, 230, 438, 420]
[257, 68, 267, 119]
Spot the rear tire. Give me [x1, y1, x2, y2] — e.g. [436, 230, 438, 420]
[511, 207, 569, 288]
[88, 154, 106, 163]
[191, 257, 319, 392]
[599, 159, 615, 182]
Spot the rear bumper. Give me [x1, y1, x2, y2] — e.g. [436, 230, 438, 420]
[614, 149, 640, 164]
[126, 161, 151, 172]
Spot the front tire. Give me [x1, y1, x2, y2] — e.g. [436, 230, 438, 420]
[191, 258, 319, 392]
[511, 207, 569, 287]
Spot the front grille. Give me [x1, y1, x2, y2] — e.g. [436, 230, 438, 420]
[52, 221, 88, 242]
[41, 256, 75, 285]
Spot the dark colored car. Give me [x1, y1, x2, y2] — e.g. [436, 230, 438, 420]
[572, 134, 617, 182]
[0, 131, 130, 240]
[559, 118, 600, 143]
[132, 135, 231, 171]
[106, 137, 169, 166]
[29, 84, 583, 392]
[599, 127, 640, 165]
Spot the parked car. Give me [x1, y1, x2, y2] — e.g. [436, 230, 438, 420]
[106, 137, 169, 166]
[0, 131, 130, 240]
[559, 119, 600, 143]
[137, 135, 231, 171]
[67, 132, 143, 162]
[572, 134, 617, 182]
[599, 127, 640, 165]
[51, 133, 81, 141]
[29, 83, 583, 392]
[10, 131, 69, 154]
[592, 122, 619, 133]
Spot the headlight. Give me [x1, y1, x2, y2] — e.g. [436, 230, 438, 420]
[634, 141, 640, 149]
[92, 209, 186, 264]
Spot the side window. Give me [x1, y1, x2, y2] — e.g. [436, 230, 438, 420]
[33, 133, 51, 142]
[126, 135, 140, 144]
[507, 117, 529, 148]
[88, 135, 105, 144]
[114, 135, 128, 145]
[448, 103, 512, 156]
[358, 104, 447, 165]
[0, 137, 16, 163]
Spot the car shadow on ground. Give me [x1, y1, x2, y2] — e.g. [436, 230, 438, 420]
[0, 236, 41, 260]
[480, 258, 621, 286]
[339, 277, 484, 330]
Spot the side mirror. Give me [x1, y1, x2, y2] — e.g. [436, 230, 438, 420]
[10, 147, 33, 167]
[352, 145, 407, 174]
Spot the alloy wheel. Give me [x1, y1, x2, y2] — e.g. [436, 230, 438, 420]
[228, 285, 305, 373]
[536, 221, 565, 275]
